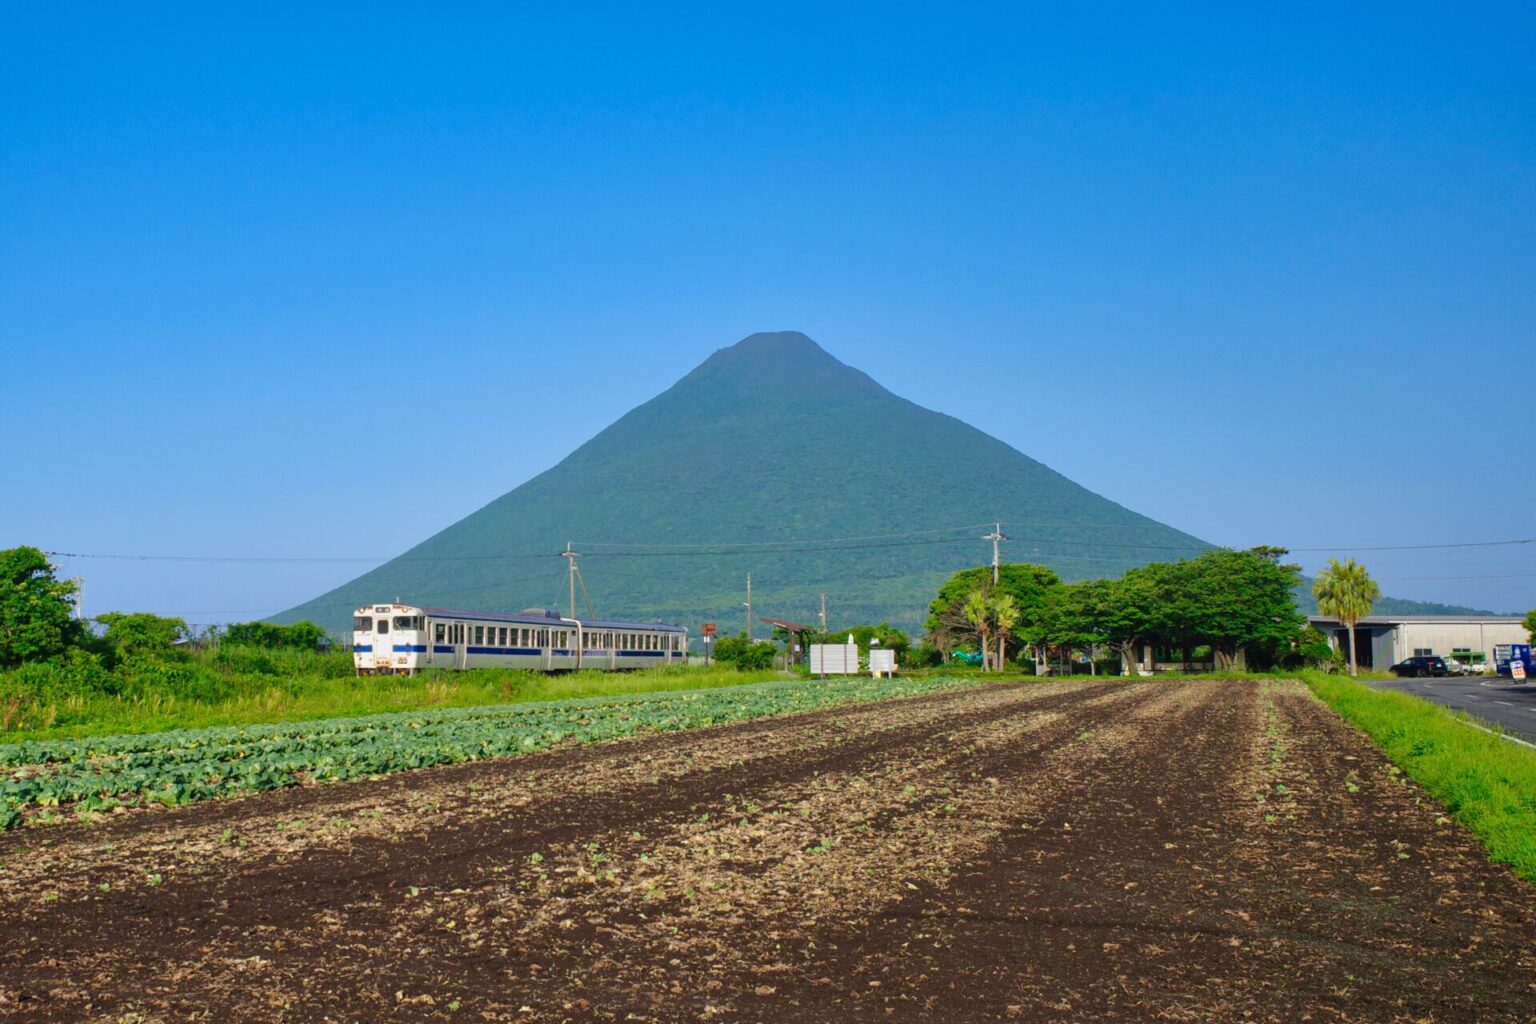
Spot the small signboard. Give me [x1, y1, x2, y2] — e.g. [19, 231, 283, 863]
[1514, 660, 1528, 681]
[702, 623, 717, 636]
[869, 649, 897, 678]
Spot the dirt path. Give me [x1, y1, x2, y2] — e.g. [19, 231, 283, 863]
[1, 679, 1532, 1022]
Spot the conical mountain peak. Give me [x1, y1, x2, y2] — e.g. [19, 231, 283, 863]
[276, 330, 1213, 633]
[680, 330, 886, 397]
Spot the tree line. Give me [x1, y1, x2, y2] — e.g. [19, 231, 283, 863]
[923, 547, 1331, 674]
[0, 546, 325, 670]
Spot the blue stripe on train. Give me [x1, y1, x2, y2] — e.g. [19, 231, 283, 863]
[392, 644, 428, 653]
[354, 644, 373, 652]
[420, 654, 685, 660]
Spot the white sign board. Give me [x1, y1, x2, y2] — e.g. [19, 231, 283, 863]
[810, 643, 860, 675]
[1514, 661, 1528, 681]
[869, 649, 897, 677]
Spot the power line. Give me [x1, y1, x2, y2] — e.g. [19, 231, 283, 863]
[1290, 538, 1533, 553]
[573, 523, 1001, 548]
[43, 533, 1535, 566]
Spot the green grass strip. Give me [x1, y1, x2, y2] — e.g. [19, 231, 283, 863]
[1302, 669, 1536, 884]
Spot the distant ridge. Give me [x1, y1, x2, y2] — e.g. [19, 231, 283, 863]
[275, 332, 1486, 633]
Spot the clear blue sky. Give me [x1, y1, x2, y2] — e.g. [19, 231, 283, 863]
[3, 3, 1532, 621]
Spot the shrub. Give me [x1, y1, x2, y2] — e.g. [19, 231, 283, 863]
[221, 621, 327, 650]
[712, 633, 776, 670]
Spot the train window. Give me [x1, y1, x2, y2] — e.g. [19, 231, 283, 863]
[434, 623, 445, 643]
[471, 626, 482, 644]
[354, 616, 372, 632]
[496, 627, 506, 646]
[394, 617, 413, 631]
[378, 619, 390, 635]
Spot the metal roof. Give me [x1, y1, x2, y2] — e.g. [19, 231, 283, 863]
[1307, 614, 1523, 625]
[761, 617, 816, 633]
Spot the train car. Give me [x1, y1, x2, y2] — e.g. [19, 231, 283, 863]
[352, 603, 689, 675]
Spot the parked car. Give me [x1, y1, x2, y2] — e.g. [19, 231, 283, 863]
[1441, 655, 1471, 676]
[1389, 656, 1450, 678]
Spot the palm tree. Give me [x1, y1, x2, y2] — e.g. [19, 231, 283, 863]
[963, 589, 994, 670]
[1312, 558, 1380, 676]
[993, 592, 1020, 673]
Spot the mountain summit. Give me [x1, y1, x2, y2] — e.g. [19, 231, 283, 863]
[277, 331, 1213, 633]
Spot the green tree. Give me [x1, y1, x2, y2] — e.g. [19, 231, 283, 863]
[1044, 580, 1115, 674]
[96, 612, 189, 657]
[0, 546, 80, 668]
[1184, 547, 1305, 669]
[925, 564, 1062, 665]
[1086, 570, 1163, 675]
[1525, 609, 1536, 644]
[992, 592, 1020, 671]
[1312, 557, 1380, 677]
[962, 589, 995, 670]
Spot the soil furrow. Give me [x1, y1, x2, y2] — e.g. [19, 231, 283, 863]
[0, 681, 1127, 1019]
[3, 679, 1533, 1024]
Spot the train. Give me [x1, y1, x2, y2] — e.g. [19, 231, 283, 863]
[352, 603, 689, 675]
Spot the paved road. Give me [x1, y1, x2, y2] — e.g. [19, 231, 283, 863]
[1371, 675, 1536, 744]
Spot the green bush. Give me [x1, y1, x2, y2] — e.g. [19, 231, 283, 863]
[712, 633, 776, 670]
[221, 620, 327, 650]
[96, 612, 188, 658]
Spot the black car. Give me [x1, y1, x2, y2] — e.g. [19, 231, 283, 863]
[1389, 655, 1449, 678]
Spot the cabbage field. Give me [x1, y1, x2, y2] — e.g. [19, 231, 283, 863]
[0, 674, 958, 828]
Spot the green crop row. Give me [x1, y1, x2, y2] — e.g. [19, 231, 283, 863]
[0, 674, 966, 829]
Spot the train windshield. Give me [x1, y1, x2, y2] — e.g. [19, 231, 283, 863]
[394, 616, 420, 631]
[354, 616, 372, 632]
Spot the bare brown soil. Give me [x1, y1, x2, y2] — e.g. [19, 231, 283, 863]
[1, 679, 1533, 1023]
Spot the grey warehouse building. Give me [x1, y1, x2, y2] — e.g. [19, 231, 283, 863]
[1307, 614, 1528, 671]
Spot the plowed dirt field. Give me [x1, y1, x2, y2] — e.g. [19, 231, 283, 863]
[2, 678, 1534, 1023]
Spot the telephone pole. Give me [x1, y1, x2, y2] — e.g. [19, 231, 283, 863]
[745, 573, 753, 642]
[982, 523, 1007, 585]
[560, 542, 581, 619]
[819, 593, 827, 631]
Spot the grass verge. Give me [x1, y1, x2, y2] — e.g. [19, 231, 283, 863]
[1302, 669, 1536, 884]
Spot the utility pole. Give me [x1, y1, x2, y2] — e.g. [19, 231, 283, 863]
[70, 577, 84, 620]
[982, 523, 1007, 585]
[819, 593, 827, 631]
[560, 542, 580, 619]
[745, 573, 753, 642]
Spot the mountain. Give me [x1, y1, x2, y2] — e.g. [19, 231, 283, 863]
[274, 332, 1480, 636]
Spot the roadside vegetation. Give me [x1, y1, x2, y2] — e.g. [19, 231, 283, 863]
[1303, 669, 1536, 883]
